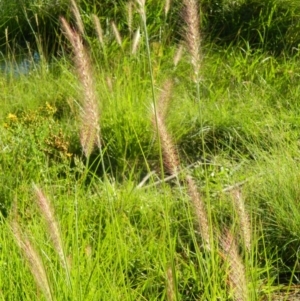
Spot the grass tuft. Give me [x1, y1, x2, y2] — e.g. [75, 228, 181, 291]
[1, 1, 300, 300]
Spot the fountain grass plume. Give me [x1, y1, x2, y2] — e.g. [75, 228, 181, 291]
[157, 79, 173, 120]
[70, 0, 84, 36]
[231, 189, 251, 252]
[185, 175, 211, 250]
[173, 44, 184, 68]
[11, 217, 52, 301]
[136, 0, 146, 23]
[220, 229, 248, 301]
[92, 14, 104, 47]
[182, 0, 201, 104]
[131, 27, 141, 54]
[33, 185, 68, 271]
[164, 0, 171, 17]
[151, 80, 179, 176]
[183, 0, 201, 81]
[127, 1, 133, 33]
[166, 265, 176, 301]
[60, 17, 100, 158]
[111, 21, 123, 48]
[151, 105, 180, 176]
[152, 80, 210, 250]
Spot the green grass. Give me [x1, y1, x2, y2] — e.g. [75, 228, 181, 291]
[1, 1, 300, 300]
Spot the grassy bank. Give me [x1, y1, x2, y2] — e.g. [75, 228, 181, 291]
[1, 0, 300, 300]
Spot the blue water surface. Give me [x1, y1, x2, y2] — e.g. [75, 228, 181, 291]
[0, 51, 40, 77]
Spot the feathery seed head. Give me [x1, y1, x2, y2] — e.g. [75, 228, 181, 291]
[11, 219, 52, 301]
[165, 0, 171, 17]
[136, 0, 146, 22]
[157, 79, 173, 120]
[152, 106, 180, 176]
[173, 44, 184, 67]
[111, 21, 123, 47]
[127, 1, 133, 33]
[185, 175, 211, 250]
[61, 17, 100, 157]
[220, 229, 248, 301]
[151, 80, 179, 176]
[92, 14, 104, 47]
[33, 185, 67, 270]
[182, 0, 201, 81]
[166, 266, 176, 301]
[70, 0, 84, 36]
[132, 27, 141, 54]
[231, 189, 251, 252]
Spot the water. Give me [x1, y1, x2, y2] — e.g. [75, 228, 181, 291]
[0, 51, 41, 77]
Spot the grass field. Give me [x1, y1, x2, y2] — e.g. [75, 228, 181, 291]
[1, 0, 300, 300]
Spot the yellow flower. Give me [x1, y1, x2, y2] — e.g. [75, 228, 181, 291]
[46, 102, 57, 114]
[7, 113, 18, 122]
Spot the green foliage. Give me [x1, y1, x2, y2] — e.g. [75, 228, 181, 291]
[202, 0, 300, 54]
[2, 0, 300, 57]
[0, 102, 74, 212]
[1, 0, 300, 300]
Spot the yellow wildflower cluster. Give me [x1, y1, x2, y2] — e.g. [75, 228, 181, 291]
[3, 102, 72, 159]
[4, 113, 18, 128]
[45, 102, 57, 115]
